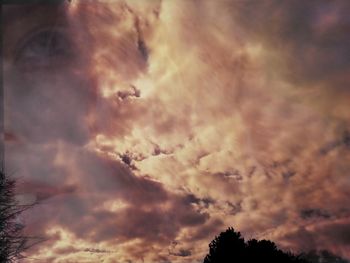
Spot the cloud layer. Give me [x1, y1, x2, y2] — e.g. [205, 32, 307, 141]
[3, 0, 350, 262]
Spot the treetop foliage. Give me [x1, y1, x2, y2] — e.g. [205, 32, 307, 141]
[203, 227, 309, 263]
[0, 170, 38, 262]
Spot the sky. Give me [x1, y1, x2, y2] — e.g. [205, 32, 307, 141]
[2, 0, 350, 262]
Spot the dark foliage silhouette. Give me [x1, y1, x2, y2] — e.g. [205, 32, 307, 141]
[203, 227, 309, 263]
[0, 169, 38, 262]
[204, 227, 245, 263]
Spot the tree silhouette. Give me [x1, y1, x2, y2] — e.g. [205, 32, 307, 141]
[204, 227, 245, 263]
[203, 227, 309, 263]
[0, 169, 38, 262]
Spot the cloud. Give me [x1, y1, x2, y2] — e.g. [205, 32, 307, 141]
[3, 0, 350, 262]
[278, 218, 350, 259]
[11, 146, 209, 261]
[300, 209, 331, 220]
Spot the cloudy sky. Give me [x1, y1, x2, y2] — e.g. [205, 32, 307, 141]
[2, 0, 350, 262]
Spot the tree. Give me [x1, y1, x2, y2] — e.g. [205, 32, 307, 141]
[204, 227, 245, 263]
[203, 227, 309, 263]
[0, 169, 38, 262]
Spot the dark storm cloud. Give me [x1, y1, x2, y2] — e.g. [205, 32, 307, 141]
[91, 204, 206, 243]
[91, 95, 145, 139]
[228, 0, 350, 85]
[187, 218, 225, 242]
[5, 144, 69, 184]
[182, 193, 214, 207]
[3, 5, 95, 146]
[320, 220, 350, 245]
[280, 218, 350, 257]
[17, 147, 209, 257]
[300, 209, 331, 220]
[170, 248, 192, 257]
[18, 181, 77, 202]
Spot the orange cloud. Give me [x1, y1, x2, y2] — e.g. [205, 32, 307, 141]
[3, 0, 350, 262]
